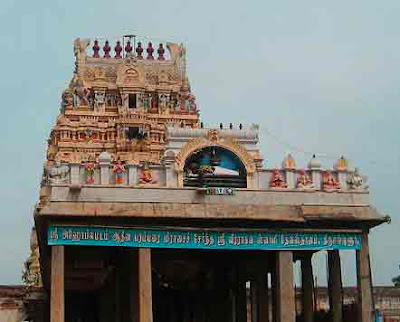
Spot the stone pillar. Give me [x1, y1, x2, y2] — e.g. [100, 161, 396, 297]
[337, 170, 347, 189]
[236, 264, 248, 322]
[237, 280, 247, 322]
[257, 273, 269, 322]
[357, 232, 373, 322]
[99, 151, 111, 185]
[127, 164, 138, 186]
[271, 269, 277, 322]
[310, 170, 321, 189]
[228, 267, 237, 322]
[164, 151, 176, 188]
[176, 170, 184, 188]
[301, 254, 314, 322]
[100, 162, 110, 184]
[251, 281, 258, 322]
[70, 163, 80, 185]
[285, 170, 296, 189]
[215, 267, 229, 322]
[308, 155, 322, 189]
[328, 250, 343, 322]
[247, 173, 255, 189]
[275, 251, 295, 322]
[50, 246, 64, 322]
[138, 248, 153, 322]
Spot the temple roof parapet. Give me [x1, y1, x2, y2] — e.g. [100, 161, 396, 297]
[40, 152, 368, 191]
[73, 37, 188, 92]
[166, 123, 259, 144]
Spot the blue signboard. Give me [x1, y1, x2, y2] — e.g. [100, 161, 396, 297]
[47, 226, 362, 250]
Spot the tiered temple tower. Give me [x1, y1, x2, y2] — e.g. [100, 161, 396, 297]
[52, 38, 198, 167]
[26, 37, 388, 322]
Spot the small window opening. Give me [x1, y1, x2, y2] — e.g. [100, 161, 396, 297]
[126, 127, 146, 140]
[128, 94, 137, 109]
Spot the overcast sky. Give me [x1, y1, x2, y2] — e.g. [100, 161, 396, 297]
[0, 0, 399, 285]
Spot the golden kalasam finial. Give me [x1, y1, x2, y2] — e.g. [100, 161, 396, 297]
[334, 156, 348, 171]
[282, 153, 296, 170]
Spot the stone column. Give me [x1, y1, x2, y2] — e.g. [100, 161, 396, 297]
[271, 269, 277, 322]
[328, 250, 343, 322]
[285, 170, 296, 189]
[357, 232, 373, 322]
[257, 273, 270, 322]
[275, 251, 295, 322]
[176, 169, 184, 188]
[247, 173, 255, 189]
[310, 169, 321, 189]
[237, 280, 247, 322]
[164, 151, 176, 188]
[99, 151, 112, 185]
[126, 164, 138, 186]
[308, 155, 322, 189]
[70, 163, 80, 185]
[236, 263, 248, 322]
[301, 254, 314, 322]
[138, 248, 153, 322]
[337, 170, 347, 189]
[251, 281, 258, 322]
[50, 246, 64, 322]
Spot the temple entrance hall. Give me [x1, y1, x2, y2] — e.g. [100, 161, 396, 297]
[62, 246, 279, 322]
[52, 240, 370, 322]
[61, 246, 289, 322]
[153, 249, 275, 322]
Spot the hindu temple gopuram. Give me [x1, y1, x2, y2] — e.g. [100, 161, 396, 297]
[20, 36, 389, 322]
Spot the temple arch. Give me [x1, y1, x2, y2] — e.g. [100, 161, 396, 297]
[182, 145, 248, 188]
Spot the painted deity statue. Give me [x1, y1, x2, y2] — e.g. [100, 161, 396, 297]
[94, 91, 105, 112]
[187, 93, 197, 111]
[139, 162, 158, 184]
[182, 92, 197, 112]
[297, 170, 314, 189]
[113, 160, 125, 184]
[159, 94, 169, 113]
[61, 89, 74, 110]
[85, 162, 96, 184]
[72, 78, 91, 106]
[142, 93, 150, 111]
[45, 158, 70, 184]
[322, 171, 341, 190]
[269, 169, 287, 188]
[347, 168, 364, 190]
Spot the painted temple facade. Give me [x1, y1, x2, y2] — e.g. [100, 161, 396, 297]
[22, 37, 389, 322]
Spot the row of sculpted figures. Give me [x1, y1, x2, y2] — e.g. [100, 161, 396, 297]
[43, 155, 365, 191]
[269, 154, 366, 190]
[43, 156, 159, 186]
[269, 168, 364, 190]
[61, 84, 197, 114]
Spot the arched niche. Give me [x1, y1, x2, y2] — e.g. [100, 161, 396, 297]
[183, 146, 247, 188]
